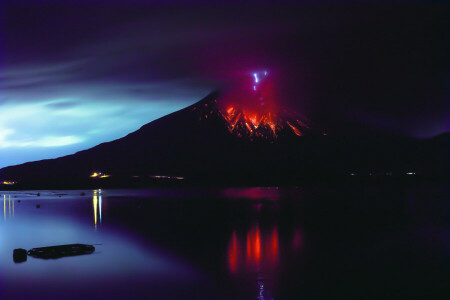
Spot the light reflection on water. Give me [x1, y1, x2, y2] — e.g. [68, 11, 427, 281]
[227, 225, 282, 276]
[0, 189, 207, 300]
[226, 220, 304, 300]
[3, 194, 14, 221]
[227, 225, 281, 300]
[0, 186, 448, 300]
[222, 187, 281, 201]
[93, 189, 102, 229]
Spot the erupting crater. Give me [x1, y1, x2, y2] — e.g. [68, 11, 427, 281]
[219, 105, 314, 139]
[194, 71, 325, 140]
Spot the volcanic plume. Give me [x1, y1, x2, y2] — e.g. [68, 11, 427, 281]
[195, 71, 325, 140]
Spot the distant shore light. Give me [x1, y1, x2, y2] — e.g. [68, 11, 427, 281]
[2, 181, 16, 185]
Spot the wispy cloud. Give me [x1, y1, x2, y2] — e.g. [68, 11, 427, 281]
[0, 76, 211, 167]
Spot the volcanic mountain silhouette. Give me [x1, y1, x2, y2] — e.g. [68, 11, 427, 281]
[0, 91, 448, 188]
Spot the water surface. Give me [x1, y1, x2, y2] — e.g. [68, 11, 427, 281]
[0, 186, 448, 299]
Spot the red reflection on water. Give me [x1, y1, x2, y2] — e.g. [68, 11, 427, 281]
[246, 231, 252, 265]
[228, 231, 239, 274]
[227, 224, 280, 275]
[268, 228, 279, 265]
[254, 226, 261, 264]
[222, 188, 280, 201]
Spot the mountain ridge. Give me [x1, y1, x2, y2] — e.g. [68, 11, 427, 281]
[0, 91, 448, 188]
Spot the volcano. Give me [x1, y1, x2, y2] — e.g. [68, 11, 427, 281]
[192, 97, 323, 141]
[0, 71, 327, 187]
[194, 71, 324, 140]
[218, 105, 324, 139]
[225, 71, 323, 139]
[0, 90, 329, 187]
[0, 77, 448, 188]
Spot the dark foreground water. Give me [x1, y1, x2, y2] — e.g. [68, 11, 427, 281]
[0, 186, 448, 299]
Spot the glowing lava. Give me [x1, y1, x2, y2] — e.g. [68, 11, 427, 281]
[221, 106, 285, 137]
[193, 71, 326, 140]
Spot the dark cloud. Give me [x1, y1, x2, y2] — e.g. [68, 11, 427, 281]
[0, 1, 448, 167]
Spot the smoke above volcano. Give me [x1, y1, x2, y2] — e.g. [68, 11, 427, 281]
[218, 70, 278, 112]
[197, 72, 324, 140]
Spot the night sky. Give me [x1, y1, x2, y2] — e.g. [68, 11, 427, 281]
[0, 0, 448, 168]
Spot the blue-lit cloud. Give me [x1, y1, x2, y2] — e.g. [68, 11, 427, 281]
[0, 5, 281, 168]
[0, 2, 447, 168]
[0, 59, 212, 168]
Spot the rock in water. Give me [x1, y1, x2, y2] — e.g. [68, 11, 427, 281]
[13, 248, 28, 263]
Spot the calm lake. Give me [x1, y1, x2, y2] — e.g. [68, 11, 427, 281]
[0, 186, 448, 299]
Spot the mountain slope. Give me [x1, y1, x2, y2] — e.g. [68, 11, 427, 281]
[0, 91, 448, 187]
